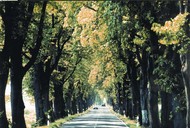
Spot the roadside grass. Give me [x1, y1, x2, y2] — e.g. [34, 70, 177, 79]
[115, 113, 138, 128]
[109, 108, 138, 128]
[37, 108, 91, 128]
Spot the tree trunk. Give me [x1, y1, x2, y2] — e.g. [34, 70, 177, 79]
[129, 57, 141, 120]
[140, 72, 149, 127]
[137, 47, 149, 126]
[71, 96, 77, 115]
[41, 74, 51, 123]
[172, 53, 186, 128]
[148, 75, 160, 128]
[172, 91, 186, 128]
[123, 76, 132, 118]
[122, 77, 127, 117]
[181, 50, 190, 128]
[54, 82, 67, 119]
[10, 65, 26, 128]
[78, 93, 83, 113]
[32, 63, 46, 125]
[116, 83, 123, 115]
[0, 53, 9, 128]
[180, 14, 190, 128]
[161, 91, 173, 128]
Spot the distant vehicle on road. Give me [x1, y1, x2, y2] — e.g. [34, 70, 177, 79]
[102, 104, 106, 106]
[93, 106, 98, 109]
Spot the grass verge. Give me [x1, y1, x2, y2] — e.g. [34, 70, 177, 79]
[109, 108, 139, 128]
[37, 108, 91, 128]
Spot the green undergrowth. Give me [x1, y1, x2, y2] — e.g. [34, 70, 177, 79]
[37, 108, 91, 128]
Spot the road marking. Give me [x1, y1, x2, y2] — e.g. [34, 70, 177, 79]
[94, 110, 101, 128]
[94, 115, 99, 128]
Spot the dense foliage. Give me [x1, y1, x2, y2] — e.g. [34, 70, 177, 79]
[0, 1, 189, 128]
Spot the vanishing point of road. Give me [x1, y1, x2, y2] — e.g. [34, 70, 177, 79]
[61, 106, 129, 128]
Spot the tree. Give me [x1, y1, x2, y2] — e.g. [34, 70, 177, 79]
[3, 1, 47, 127]
[152, 1, 189, 126]
[0, 3, 10, 127]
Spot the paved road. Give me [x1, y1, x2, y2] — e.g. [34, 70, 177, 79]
[61, 106, 129, 128]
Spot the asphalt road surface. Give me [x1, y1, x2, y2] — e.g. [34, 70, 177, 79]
[61, 105, 129, 128]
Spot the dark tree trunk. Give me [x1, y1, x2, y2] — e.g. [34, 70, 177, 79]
[83, 99, 88, 111]
[0, 53, 9, 128]
[10, 58, 26, 128]
[71, 96, 77, 115]
[129, 54, 141, 120]
[140, 72, 149, 126]
[147, 55, 159, 128]
[54, 82, 67, 119]
[171, 51, 186, 128]
[0, 4, 12, 126]
[66, 79, 77, 115]
[181, 42, 190, 128]
[180, 14, 190, 128]
[146, 25, 160, 128]
[148, 74, 160, 128]
[136, 47, 149, 126]
[116, 83, 123, 115]
[32, 62, 52, 125]
[122, 76, 127, 117]
[66, 80, 74, 115]
[161, 91, 173, 128]
[123, 75, 132, 118]
[172, 91, 186, 128]
[41, 74, 51, 123]
[32, 63, 46, 125]
[78, 93, 83, 113]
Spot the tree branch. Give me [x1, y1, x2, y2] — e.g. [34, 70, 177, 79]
[63, 57, 82, 84]
[22, 52, 31, 60]
[49, 35, 72, 74]
[83, 4, 97, 12]
[135, 45, 143, 66]
[23, 1, 47, 75]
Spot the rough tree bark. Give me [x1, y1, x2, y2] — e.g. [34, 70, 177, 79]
[116, 82, 123, 115]
[128, 52, 141, 120]
[10, 55, 26, 128]
[53, 82, 67, 119]
[136, 47, 149, 126]
[32, 63, 46, 125]
[180, 12, 190, 128]
[161, 91, 173, 128]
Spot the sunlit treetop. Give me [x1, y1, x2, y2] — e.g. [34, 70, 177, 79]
[102, 76, 114, 88]
[88, 63, 100, 84]
[77, 6, 96, 25]
[152, 13, 188, 45]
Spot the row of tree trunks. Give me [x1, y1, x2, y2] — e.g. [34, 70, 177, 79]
[66, 81, 90, 115]
[2, 1, 46, 127]
[129, 52, 141, 120]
